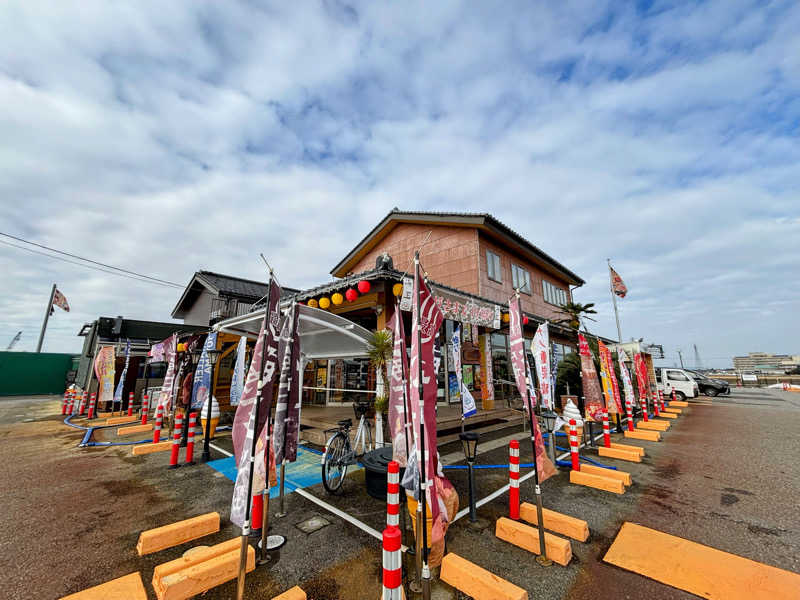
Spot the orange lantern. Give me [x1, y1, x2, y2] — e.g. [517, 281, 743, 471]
[502, 313, 510, 324]
[307, 298, 319, 308]
[332, 292, 344, 306]
[392, 283, 403, 297]
[319, 297, 331, 310]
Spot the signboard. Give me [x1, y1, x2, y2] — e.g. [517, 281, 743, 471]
[431, 284, 501, 328]
[742, 373, 758, 382]
[399, 276, 413, 311]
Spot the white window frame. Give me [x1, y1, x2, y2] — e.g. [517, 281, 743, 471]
[543, 280, 567, 306]
[486, 250, 502, 283]
[511, 264, 531, 294]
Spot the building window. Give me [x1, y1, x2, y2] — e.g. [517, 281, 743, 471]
[511, 264, 531, 294]
[486, 250, 502, 283]
[543, 280, 567, 306]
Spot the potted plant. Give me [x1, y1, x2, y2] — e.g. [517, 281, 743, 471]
[367, 329, 393, 447]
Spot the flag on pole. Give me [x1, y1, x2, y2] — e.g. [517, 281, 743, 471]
[191, 332, 219, 410]
[617, 348, 636, 408]
[154, 335, 178, 413]
[230, 280, 281, 528]
[388, 305, 411, 466]
[609, 265, 627, 298]
[532, 322, 553, 410]
[94, 346, 116, 409]
[578, 333, 605, 421]
[113, 340, 130, 407]
[273, 302, 301, 465]
[451, 324, 476, 418]
[229, 336, 247, 407]
[598, 341, 623, 414]
[509, 297, 555, 482]
[633, 353, 651, 404]
[52, 288, 70, 312]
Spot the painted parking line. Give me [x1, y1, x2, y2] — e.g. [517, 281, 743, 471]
[604, 522, 800, 600]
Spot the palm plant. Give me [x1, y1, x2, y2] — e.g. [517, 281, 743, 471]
[555, 302, 597, 330]
[367, 329, 393, 448]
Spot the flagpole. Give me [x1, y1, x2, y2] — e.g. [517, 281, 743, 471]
[414, 251, 432, 600]
[36, 283, 57, 353]
[516, 293, 551, 566]
[237, 278, 272, 600]
[608, 259, 623, 343]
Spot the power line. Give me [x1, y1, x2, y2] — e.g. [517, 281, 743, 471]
[0, 231, 183, 288]
[0, 238, 182, 289]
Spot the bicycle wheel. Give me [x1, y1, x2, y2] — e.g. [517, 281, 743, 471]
[322, 432, 349, 494]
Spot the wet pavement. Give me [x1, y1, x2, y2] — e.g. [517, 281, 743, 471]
[1, 388, 798, 599]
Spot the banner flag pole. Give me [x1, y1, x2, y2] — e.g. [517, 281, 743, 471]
[608, 258, 623, 343]
[36, 283, 56, 353]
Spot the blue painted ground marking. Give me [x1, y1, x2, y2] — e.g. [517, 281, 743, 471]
[207, 446, 362, 498]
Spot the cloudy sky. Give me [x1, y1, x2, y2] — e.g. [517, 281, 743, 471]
[1, 1, 798, 368]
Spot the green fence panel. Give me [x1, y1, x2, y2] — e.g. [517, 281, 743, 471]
[0, 352, 78, 396]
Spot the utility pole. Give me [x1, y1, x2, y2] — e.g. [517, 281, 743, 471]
[36, 284, 57, 353]
[677, 349, 684, 369]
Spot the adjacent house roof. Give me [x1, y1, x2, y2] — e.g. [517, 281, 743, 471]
[171, 270, 299, 319]
[330, 209, 585, 286]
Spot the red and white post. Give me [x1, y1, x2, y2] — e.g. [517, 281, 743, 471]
[569, 419, 580, 471]
[168, 413, 183, 469]
[61, 391, 69, 415]
[140, 394, 149, 425]
[672, 389, 677, 404]
[653, 390, 661, 416]
[87, 393, 97, 420]
[509, 439, 520, 520]
[67, 393, 75, 415]
[184, 412, 197, 466]
[602, 410, 611, 447]
[152, 405, 164, 443]
[387, 460, 400, 528]
[658, 389, 665, 411]
[625, 398, 634, 431]
[127, 392, 134, 417]
[640, 396, 649, 421]
[78, 392, 87, 415]
[381, 460, 403, 600]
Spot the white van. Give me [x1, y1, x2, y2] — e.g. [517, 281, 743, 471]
[655, 367, 699, 401]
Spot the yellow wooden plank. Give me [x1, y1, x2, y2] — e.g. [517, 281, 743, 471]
[60, 572, 146, 600]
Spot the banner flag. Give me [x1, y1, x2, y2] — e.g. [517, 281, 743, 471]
[451, 324, 476, 418]
[598, 341, 623, 414]
[532, 322, 553, 410]
[52, 288, 70, 312]
[273, 302, 301, 465]
[578, 333, 604, 421]
[609, 265, 627, 298]
[229, 336, 247, 407]
[634, 353, 650, 404]
[190, 332, 219, 410]
[154, 335, 177, 412]
[231, 280, 281, 528]
[113, 340, 130, 407]
[510, 297, 554, 482]
[94, 345, 116, 409]
[617, 348, 636, 410]
[388, 304, 411, 465]
[408, 270, 445, 524]
[607, 347, 623, 413]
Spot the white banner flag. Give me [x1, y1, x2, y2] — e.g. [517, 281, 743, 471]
[532, 323, 553, 410]
[451, 325, 476, 417]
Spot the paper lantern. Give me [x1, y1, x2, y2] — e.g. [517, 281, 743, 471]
[357, 280, 371, 293]
[177, 343, 187, 352]
[523, 316, 529, 325]
[319, 297, 331, 309]
[392, 283, 403, 297]
[332, 292, 344, 305]
[345, 289, 358, 302]
[502, 313, 510, 324]
[307, 298, 319, 308]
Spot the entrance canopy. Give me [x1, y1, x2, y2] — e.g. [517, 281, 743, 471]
[212, 304, 372, 361]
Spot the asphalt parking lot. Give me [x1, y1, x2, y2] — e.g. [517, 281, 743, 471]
[1, 387, 798, 599]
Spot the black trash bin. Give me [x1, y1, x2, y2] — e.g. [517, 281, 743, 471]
[361, 447, 406, 500]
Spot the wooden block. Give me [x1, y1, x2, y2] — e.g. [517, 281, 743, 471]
[604, 522, 800, 600]
[106, 415, 138, 426]
[658, 412, 678, 419]
[137, 512, 220, 556]
[519, 503, 589, 542]
[440, 553, 528, 600]
[598, 446, 641, 463]
[274, 586, 307, 600]
[625, 429, 661, 442]
[155, 546, 255, 600]
[637, 420, 669, 431]
[580, 464, 632, 486]
[95, 412, 114, 418]
[610, 442, 645, 456]
[570, 470, 625, 494]
[495, 517, 572, 566]
[669, 400, 689, 407]
[663, 407, 682, 414]
[132, 441, 173, 456]
[60, 572, 147, 600]
[117, 424, 153, 436]
[153, 538, 240, 583]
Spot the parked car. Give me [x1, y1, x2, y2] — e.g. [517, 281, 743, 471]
[655, 367, 699, 401]
[684, 369, 730, 397]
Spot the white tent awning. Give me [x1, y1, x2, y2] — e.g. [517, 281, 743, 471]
[213, 304, 372, 361]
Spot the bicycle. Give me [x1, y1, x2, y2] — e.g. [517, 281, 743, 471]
[321, 400, 374, 494]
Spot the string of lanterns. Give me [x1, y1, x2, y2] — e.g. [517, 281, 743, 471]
[303, 279, 375, 310]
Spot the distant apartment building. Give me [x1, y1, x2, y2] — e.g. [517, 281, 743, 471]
[733, 352, 800, 372]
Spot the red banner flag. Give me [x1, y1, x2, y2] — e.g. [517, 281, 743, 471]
[579, 333, 605, 421]
[52, 288, 70, 312]
[388, 303, 411, 466]
[609, 265, 627, 298]
[634, 353, 650, 404]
